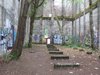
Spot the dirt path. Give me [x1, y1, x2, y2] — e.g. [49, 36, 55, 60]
[0, 45, 53, 75]
[0, 44, 100, 75]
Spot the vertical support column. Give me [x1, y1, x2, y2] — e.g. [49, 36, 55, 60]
[1, 0, 4, 27]
[12, 0, 16, 26]
[11, 25, 15, 46]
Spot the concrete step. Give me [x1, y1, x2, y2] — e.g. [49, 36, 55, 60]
[54, 63, 80, 69]
[99, 56, 100, 59]
[51, 55, 69, 60]
[86, 51, 92, 55]
[48, 49, 59, 51]
[47, 45, 56, 49]
[49, 51, 63, 54]
[73, 48, 78, 50]
[79, 49, 84, 52]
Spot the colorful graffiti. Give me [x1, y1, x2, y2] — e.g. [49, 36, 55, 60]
[0, 26, 16, 54]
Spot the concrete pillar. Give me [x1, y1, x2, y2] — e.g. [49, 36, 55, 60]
[24, 17, 30, 45]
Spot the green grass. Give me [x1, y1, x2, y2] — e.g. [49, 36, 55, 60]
[63, 42, 91, 50]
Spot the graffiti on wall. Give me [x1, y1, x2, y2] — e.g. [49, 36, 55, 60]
[0, 26, 16, 54]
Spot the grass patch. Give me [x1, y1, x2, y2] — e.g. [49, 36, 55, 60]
[3, 53, 12, 63]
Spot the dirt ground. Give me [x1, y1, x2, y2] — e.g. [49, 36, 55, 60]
[0, 44, 100, 75]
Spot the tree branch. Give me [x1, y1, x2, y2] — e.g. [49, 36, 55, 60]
[37, 0, 45, 8]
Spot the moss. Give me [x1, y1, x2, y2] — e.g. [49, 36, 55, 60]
[10, 52, 20, 60]
[3, 51, 19, 63]
[34, 1, 98, 21]
[24, 43, 29, 48]
[34, 16, 74, 21]
[3, 53, 12, 63]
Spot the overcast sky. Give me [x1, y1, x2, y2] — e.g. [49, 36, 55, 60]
[54, 0, 62, 7]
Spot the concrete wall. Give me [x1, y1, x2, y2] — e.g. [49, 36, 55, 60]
[0, 0, 20, 55]
[33, 0, 100, 49]
[0, 0, 19, 28]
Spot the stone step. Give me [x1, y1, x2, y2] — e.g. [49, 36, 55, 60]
[73, 48, 78, 50]
[48, 49, 59, 51]
[49, 51, 63, 54]
[99, 56, 100, 59]
[47, 47, 56, 49]
[47, 45, 56, 48]
[48, 48, 57, 50]
[86, 51, 92, 55]
[51, 55, 69, 60]
[54, 63, 80, 69]
[79, 49, 84, 52]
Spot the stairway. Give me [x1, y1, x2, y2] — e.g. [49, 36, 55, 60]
[47, 44, 80, 69]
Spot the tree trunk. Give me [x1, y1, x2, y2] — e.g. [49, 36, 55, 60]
[72, 1, 74, 43]
[89, 0, 95, 49]
[28, 10, 36, 48]
[74, 3, 78, 44]
[28, 18, 34, 48]
[40, 5, 43, 44]
[79, 18, 81, 43]
[79, 3, 81, 43]
[11, 0, 30, 59]
[28, 0, 45, 47]
[72, 21, 74, 36]
[83, 0, 86, 46]
[97, 0, 100, 49]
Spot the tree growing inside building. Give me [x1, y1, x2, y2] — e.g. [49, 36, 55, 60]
[10, 0, 34, 59]
[28, 0, 45, 48]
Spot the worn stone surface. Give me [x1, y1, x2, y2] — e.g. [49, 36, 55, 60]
[86, 52, 92, 55]
[49, 51, 63, 54]
[54, 63, 80, 69]
[51, 55, 69, 60]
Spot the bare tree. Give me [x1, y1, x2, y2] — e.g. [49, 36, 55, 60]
[89, 0, 95, 49]
[70, 0, 84, 44]
[83, 0, 86, 46]
[72, 0, 74, 41]
[78, 3, 81, 43]
[97, 0, 100, 49]
[28, 0, 45, 48]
